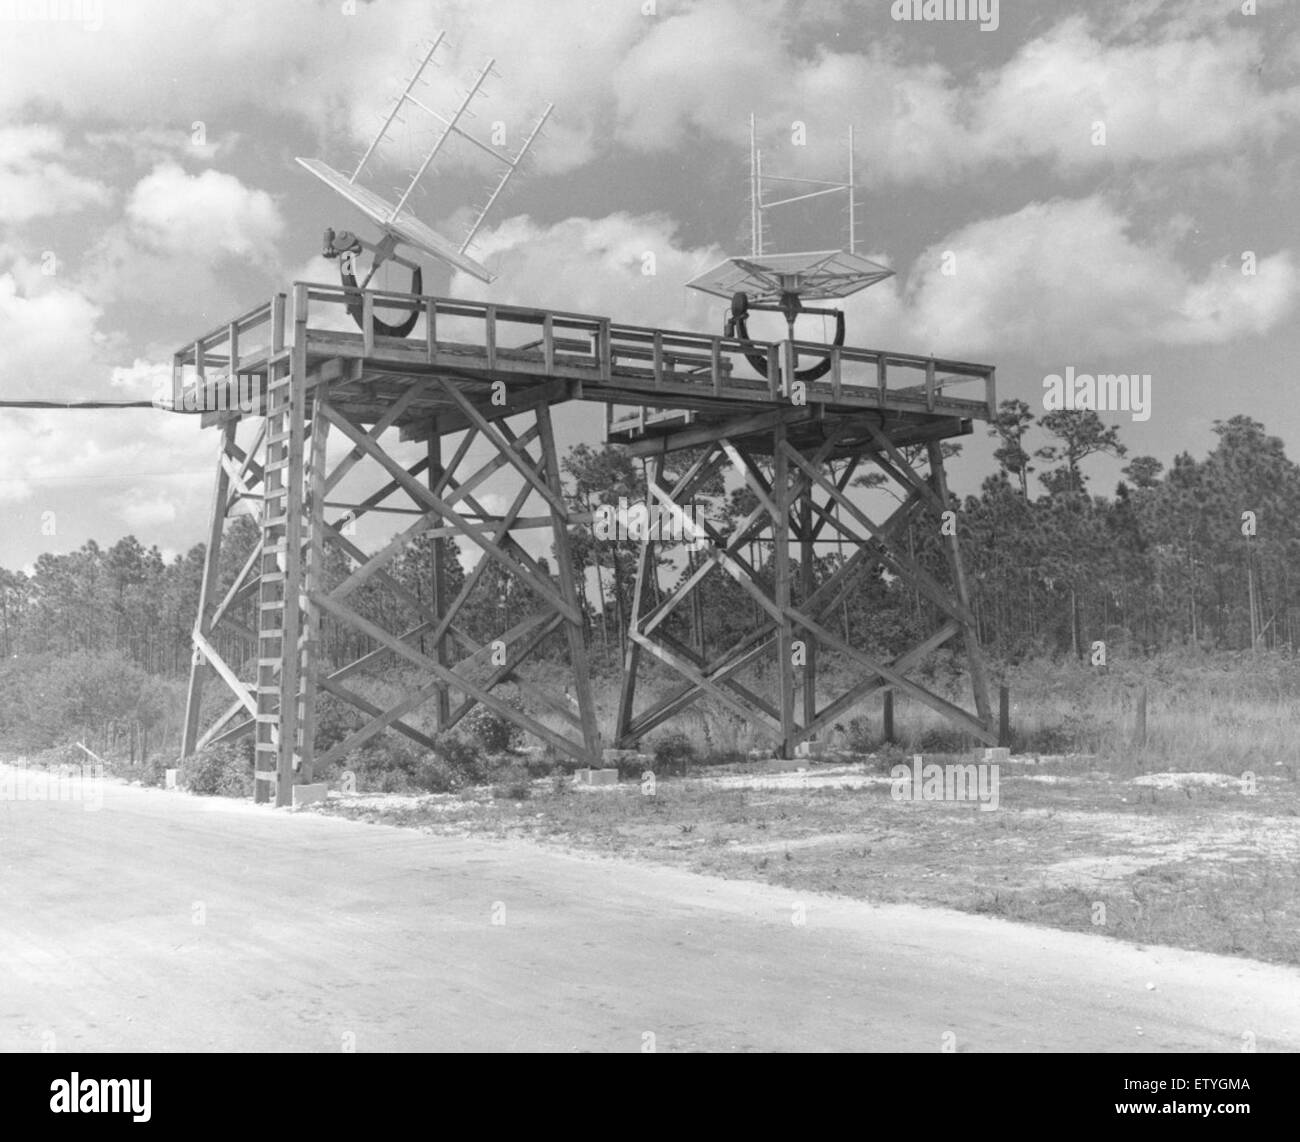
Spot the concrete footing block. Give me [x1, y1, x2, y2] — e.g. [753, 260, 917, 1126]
[574, 768, 619, 786]
[983, 747, 1010, 763]
[292, 783, 328, 808]
[164, 768, 178, 789]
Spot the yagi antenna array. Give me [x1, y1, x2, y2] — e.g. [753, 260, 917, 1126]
[687, 115, 894, 383]
[297, 33, 553, 300]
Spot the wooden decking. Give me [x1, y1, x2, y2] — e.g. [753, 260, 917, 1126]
[172, 282, 996, 448]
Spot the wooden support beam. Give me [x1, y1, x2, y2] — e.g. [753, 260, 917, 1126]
[536, 400, 601, 762]
[318, 403, 581, 624]
[314, 675, 444, 770]
[182, 422, 236, 759]
[927, 439, 993, 731]
[312, 591, 589, 763]
[428, 423, 452, 730]
[772, 421, 796, 756]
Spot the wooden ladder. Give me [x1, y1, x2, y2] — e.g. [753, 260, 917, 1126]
[253, 368, 309, 805]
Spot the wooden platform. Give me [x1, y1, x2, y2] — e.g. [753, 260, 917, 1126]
[177, 281, 1001, 803]
[172, 282, 995, 452]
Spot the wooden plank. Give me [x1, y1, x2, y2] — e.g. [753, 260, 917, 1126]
[317, 403, 580, 623]
[803, 620, 960, 740]
[772, 422, 796, 756]
[181, 422, 236, 758]
[192, 631, 257, 719]
[631, 631, 783, 737]
[312, 591, 588, 763]
[434, 378, 569, 516]
[927, 439, 993, 729]
[790, 609, 997, 746]
[314, 675, 444, 769]
[536, 400, 601, 762]
[783, 443, 976, 627]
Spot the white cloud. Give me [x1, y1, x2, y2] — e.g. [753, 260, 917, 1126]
[0, 407, 211, 541]
[972, 18, 1300, 173]
[126, 163, 282, 261]
[0, 271, 114, 398]
[0, 125, 110, 224]
[1, 2, 1292, 187]
[116, 492, 178, 529]
[875, 196, 1299, 358]
[452, 213, 724, 331]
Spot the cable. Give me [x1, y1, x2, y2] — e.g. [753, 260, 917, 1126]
[0, 400, 206, 412]
[0, 400, 151, 410]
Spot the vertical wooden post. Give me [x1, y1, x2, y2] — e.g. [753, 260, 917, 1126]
[298, 401, 329, 785]
[617, 457, 660, 747]
[883, 690, 895, 744]
[800, 480, 817, 737]
[425, 297, 438, 364]
[1134, 687, 1147, 750]
[927, 441, 993, 732]
[271, 292, 286, 354]
[428, 421, 452, 731]
[773, 423, 796, 757]
[275, 284, 310, 807]
[536, 401, 601, 764]
[181, 422, 236, 760]
[998, 684, 1010, 748]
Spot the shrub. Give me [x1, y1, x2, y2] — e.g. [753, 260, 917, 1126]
[843, 715, 874, 754]
[1017, 722, 1078, 754]
[433, 732, 487, 785]
[462, 698, 524, 754]
[314, 692, 366, 755]
[139, 754, 169, 788]
[414, 755, 459, 794]
[182, 740, 253, 797]
[916, 726, 969, 754]
[491, 764, 532, 800]
[653, 731, 696, 777]
[522, 753, 555, 779]
[342, 734, 422, 793]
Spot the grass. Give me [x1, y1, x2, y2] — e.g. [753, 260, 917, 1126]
[319, 752, 1300, 967]
[308, 653, 1300, 966]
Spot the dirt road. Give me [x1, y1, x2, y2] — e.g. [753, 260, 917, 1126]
[2, 770, 1295, 1052]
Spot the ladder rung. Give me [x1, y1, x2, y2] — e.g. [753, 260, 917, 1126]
[254, 769, 279, 781]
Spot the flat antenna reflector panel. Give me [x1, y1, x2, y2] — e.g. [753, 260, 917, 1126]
[687, 249, 894, 305]
[297, 157, 495, 284]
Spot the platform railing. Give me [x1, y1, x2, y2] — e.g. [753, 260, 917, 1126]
[171, 282, 996, 425]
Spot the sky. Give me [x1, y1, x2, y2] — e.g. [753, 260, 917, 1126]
[0, 0, 1298, 572]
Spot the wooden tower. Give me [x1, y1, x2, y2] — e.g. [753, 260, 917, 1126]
[176, 282, 997, 805]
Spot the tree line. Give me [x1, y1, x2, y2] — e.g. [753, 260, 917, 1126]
[0, 409, 1294, 753]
